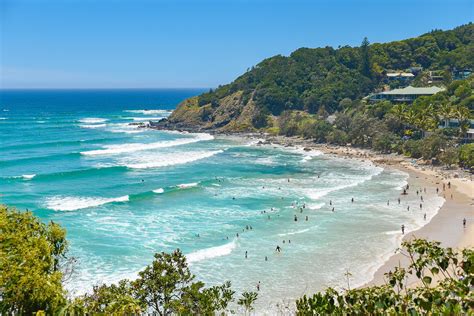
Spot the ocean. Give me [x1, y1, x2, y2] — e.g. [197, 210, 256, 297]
[0, 89, 444, 312]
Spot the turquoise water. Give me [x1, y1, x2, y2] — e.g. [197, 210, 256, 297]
[0, 89, 444, 312]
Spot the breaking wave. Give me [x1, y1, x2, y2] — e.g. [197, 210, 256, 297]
[187, 239, 237, 263]
[45, 195, 129, 211]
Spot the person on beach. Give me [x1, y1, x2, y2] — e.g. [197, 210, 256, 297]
[448, 181, 451, 189]
[463, 218, 466, 228]
[387, 200, 390, 206]
[401, 224, 405, 234]
[421, 196, 424, 202]
[424, 213, 427, 220]
[407, 206, 410, 211]
[332, 207, 335, 212]
[420, 203, 422, 209]
[398, 197, 401, 204]
[436, 188, 439, 193]
[276, 245, 281, 252]
[256, 281, 261, 291]
[402, 189, 407, 195]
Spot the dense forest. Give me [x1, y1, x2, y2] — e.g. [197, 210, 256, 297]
[160, 23, 474, 169]
[166, 23, 473, 124]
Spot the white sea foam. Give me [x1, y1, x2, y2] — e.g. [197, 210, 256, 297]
[123, 150, 223, 169]
[81, 133, 214, 156]
[177, 182, 199, 189]
[153, 188, 164, 194]
[277, 228, 311, 237]
[79, 124, 107, 129]
[22, 174, 36, 180]
[124, 109, 172, 115]
[45, 195, 129, 211]
[0, 117, 7, 120]
[128, 117, 164, 121]
[78, 118, 108, 124]
[187, 239, 237, 263]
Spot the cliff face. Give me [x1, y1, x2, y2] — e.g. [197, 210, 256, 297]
[163, 90, 262, 132]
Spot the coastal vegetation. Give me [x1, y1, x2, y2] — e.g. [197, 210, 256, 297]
[2, 205, 473, 315]
[161, 23, 474, 170]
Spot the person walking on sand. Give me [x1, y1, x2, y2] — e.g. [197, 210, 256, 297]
[398, 197, 401, 204]
[401, 224, 405, 234]
[448, 181, 451, 189]
[424, 213, 426, 220]
[256, 281, 261, 291]
[463, 218, 466, 228]
[420, 203, 422, 209]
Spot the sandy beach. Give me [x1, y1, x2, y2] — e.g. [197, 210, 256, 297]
[244, 134, 473, 287]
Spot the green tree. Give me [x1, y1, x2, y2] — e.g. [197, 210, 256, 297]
[238, 291, 258, 315]
[0, 206, 68, 314]
[132, 249, 198, 315]
[360, 37, 372, 78]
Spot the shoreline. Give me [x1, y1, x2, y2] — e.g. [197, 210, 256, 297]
[215, 132, 474, 288]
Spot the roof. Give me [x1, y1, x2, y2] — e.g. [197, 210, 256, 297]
[386, 72, 415, 77]
[381, 86, 445, 96]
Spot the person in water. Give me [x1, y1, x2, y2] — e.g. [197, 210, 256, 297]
[294, 215, 298, 221]
[351, 197, 354, 203]
[276, 245, 281, 252]
[332, 207, 335, 212]
[398, 198, 401, 204]
[387, 200, 390, 206]
[245, 251, 248, 259]
[305, 215, 308, 221]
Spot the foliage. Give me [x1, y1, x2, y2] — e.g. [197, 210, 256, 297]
[459, 143, 474, 169]
[296, 238, 474, 315]
[197, 24, 473, 117]
[0, 205, 68, 315]
[238, 291, 258, 315]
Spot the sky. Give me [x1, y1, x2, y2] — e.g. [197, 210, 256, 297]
[0, 0, 472, 89]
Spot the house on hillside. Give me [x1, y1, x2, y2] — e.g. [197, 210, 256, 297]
[452, 68, 472, 80]
[386, 72, 415, 82]
[368, 86, 445, 103]
[439, 119, 474, 142]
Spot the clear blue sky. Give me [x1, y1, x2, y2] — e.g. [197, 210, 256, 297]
[1, 0, 472, 89]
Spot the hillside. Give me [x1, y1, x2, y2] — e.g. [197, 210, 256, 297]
[159, 23, 473, 132]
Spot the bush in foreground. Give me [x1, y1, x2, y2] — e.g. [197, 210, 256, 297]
[296, 239, 473, 315]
